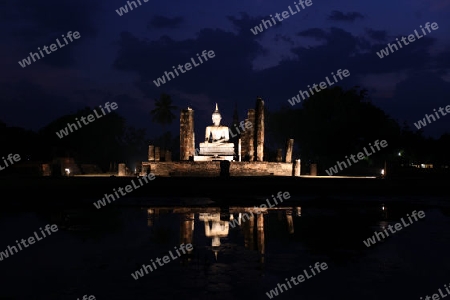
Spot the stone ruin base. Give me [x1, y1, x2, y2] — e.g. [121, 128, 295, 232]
[193, 155, 234, 162]
[141, 161, 295, 177]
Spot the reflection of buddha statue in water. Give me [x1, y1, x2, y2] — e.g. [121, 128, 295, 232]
[205, 103, 229, 144]
[199, 212, 229, 261]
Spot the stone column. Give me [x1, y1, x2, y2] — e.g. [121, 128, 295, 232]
[255, 97, 265, 162]
[240, 120, 248, 160]
[248, 109, 255, 161]
[276, 149, 283, 162]
[285, 139, 294, 163]
[148, 145, 155, 161]
[192, 133, 196, 159]
[118, 163, 126, 176]
[165, 150, 172, 162]
[238, 138, 241, 162]
[310, 164, 317, 176]
[155, 147, 160, 162]
[294, 159, 301, 176]
[180, 108, 195, 160]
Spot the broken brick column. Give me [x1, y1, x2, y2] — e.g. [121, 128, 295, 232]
[148, 145, 155, 161]
[155, 147, 160, 162]
[247, 109, 255, 161]
[180, 108, 195, 160]
[293, 159, 301, 177]
[285, 139, 294, 163]
[255, 97, 265, 161]
[276, 149, 283, 162]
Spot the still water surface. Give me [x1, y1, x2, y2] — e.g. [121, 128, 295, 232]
[1, 199, 449, 300]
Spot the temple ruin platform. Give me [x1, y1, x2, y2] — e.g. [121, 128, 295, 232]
[193, 155, 234, 161]
[141, 161, 293, 177]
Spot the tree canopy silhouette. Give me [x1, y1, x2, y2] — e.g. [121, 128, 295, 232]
[268, 86, 401, 169]
[38, 107, 127, 170]
[150, 93, 177, 149]
[150, 93, 177, 133]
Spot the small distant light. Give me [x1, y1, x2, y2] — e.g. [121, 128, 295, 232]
[382, 206, 385, 211]
[398, 152, 401, 156]
[421, 164, 425, 168]
[381, 169, 385, 175]
[65, 168, 70, 175]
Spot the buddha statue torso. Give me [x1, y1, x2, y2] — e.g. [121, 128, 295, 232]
[206, 125, 229, 143]
[204, 104, 230, 144]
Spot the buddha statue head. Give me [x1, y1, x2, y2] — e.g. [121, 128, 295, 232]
[212, 103, 222, 126]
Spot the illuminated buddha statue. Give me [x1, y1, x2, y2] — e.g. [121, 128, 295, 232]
[205, 103, 230, 144]
[197, 103, 235, 158]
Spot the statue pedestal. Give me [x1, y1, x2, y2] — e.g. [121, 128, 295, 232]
[195, 142, 235, 161]
[193, 155, 234, 161]
[198, 142, 235, 156]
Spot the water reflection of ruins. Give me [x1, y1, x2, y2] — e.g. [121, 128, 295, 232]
[146, 206, 302, 263]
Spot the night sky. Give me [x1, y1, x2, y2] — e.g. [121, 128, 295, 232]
[1, 0, 450, 139]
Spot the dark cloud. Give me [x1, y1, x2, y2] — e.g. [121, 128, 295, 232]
[1, 0, 449, 140]
[327, 11, 364, 22]
[274, 34, 294, 45]
[434, 47, 450, 70]
[297, 28, 327, 40]
[366, 35, 436, 74]
[0, 80, 77, 130]
[2, 0, 99, 39]
[14, 31, 83, 68]
[113, 14, 268, 127]
[365, 28, 388, 41]
[294, 27, 365, 72]
[2, 0, 99, 68]
[110, 14, 449, 137]
[296, 27, 437, 76]
[227, 12, 277, 39]
[147, 15, 185, 29]
[113, 19, 264, 100]
[379, 72, 450, 138]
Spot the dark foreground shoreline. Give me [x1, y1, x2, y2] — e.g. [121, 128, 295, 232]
[1, 175, 448, 209]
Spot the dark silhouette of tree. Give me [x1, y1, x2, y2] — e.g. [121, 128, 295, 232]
[435, 133, 450, 167]
[267, 86, 401, 173]
[38, 108, 127, 171]
[150, 93, 177, 148]
[121, 126, 148, 165]
[0, 121, 40, 161]
[397, 122, 428, 165]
